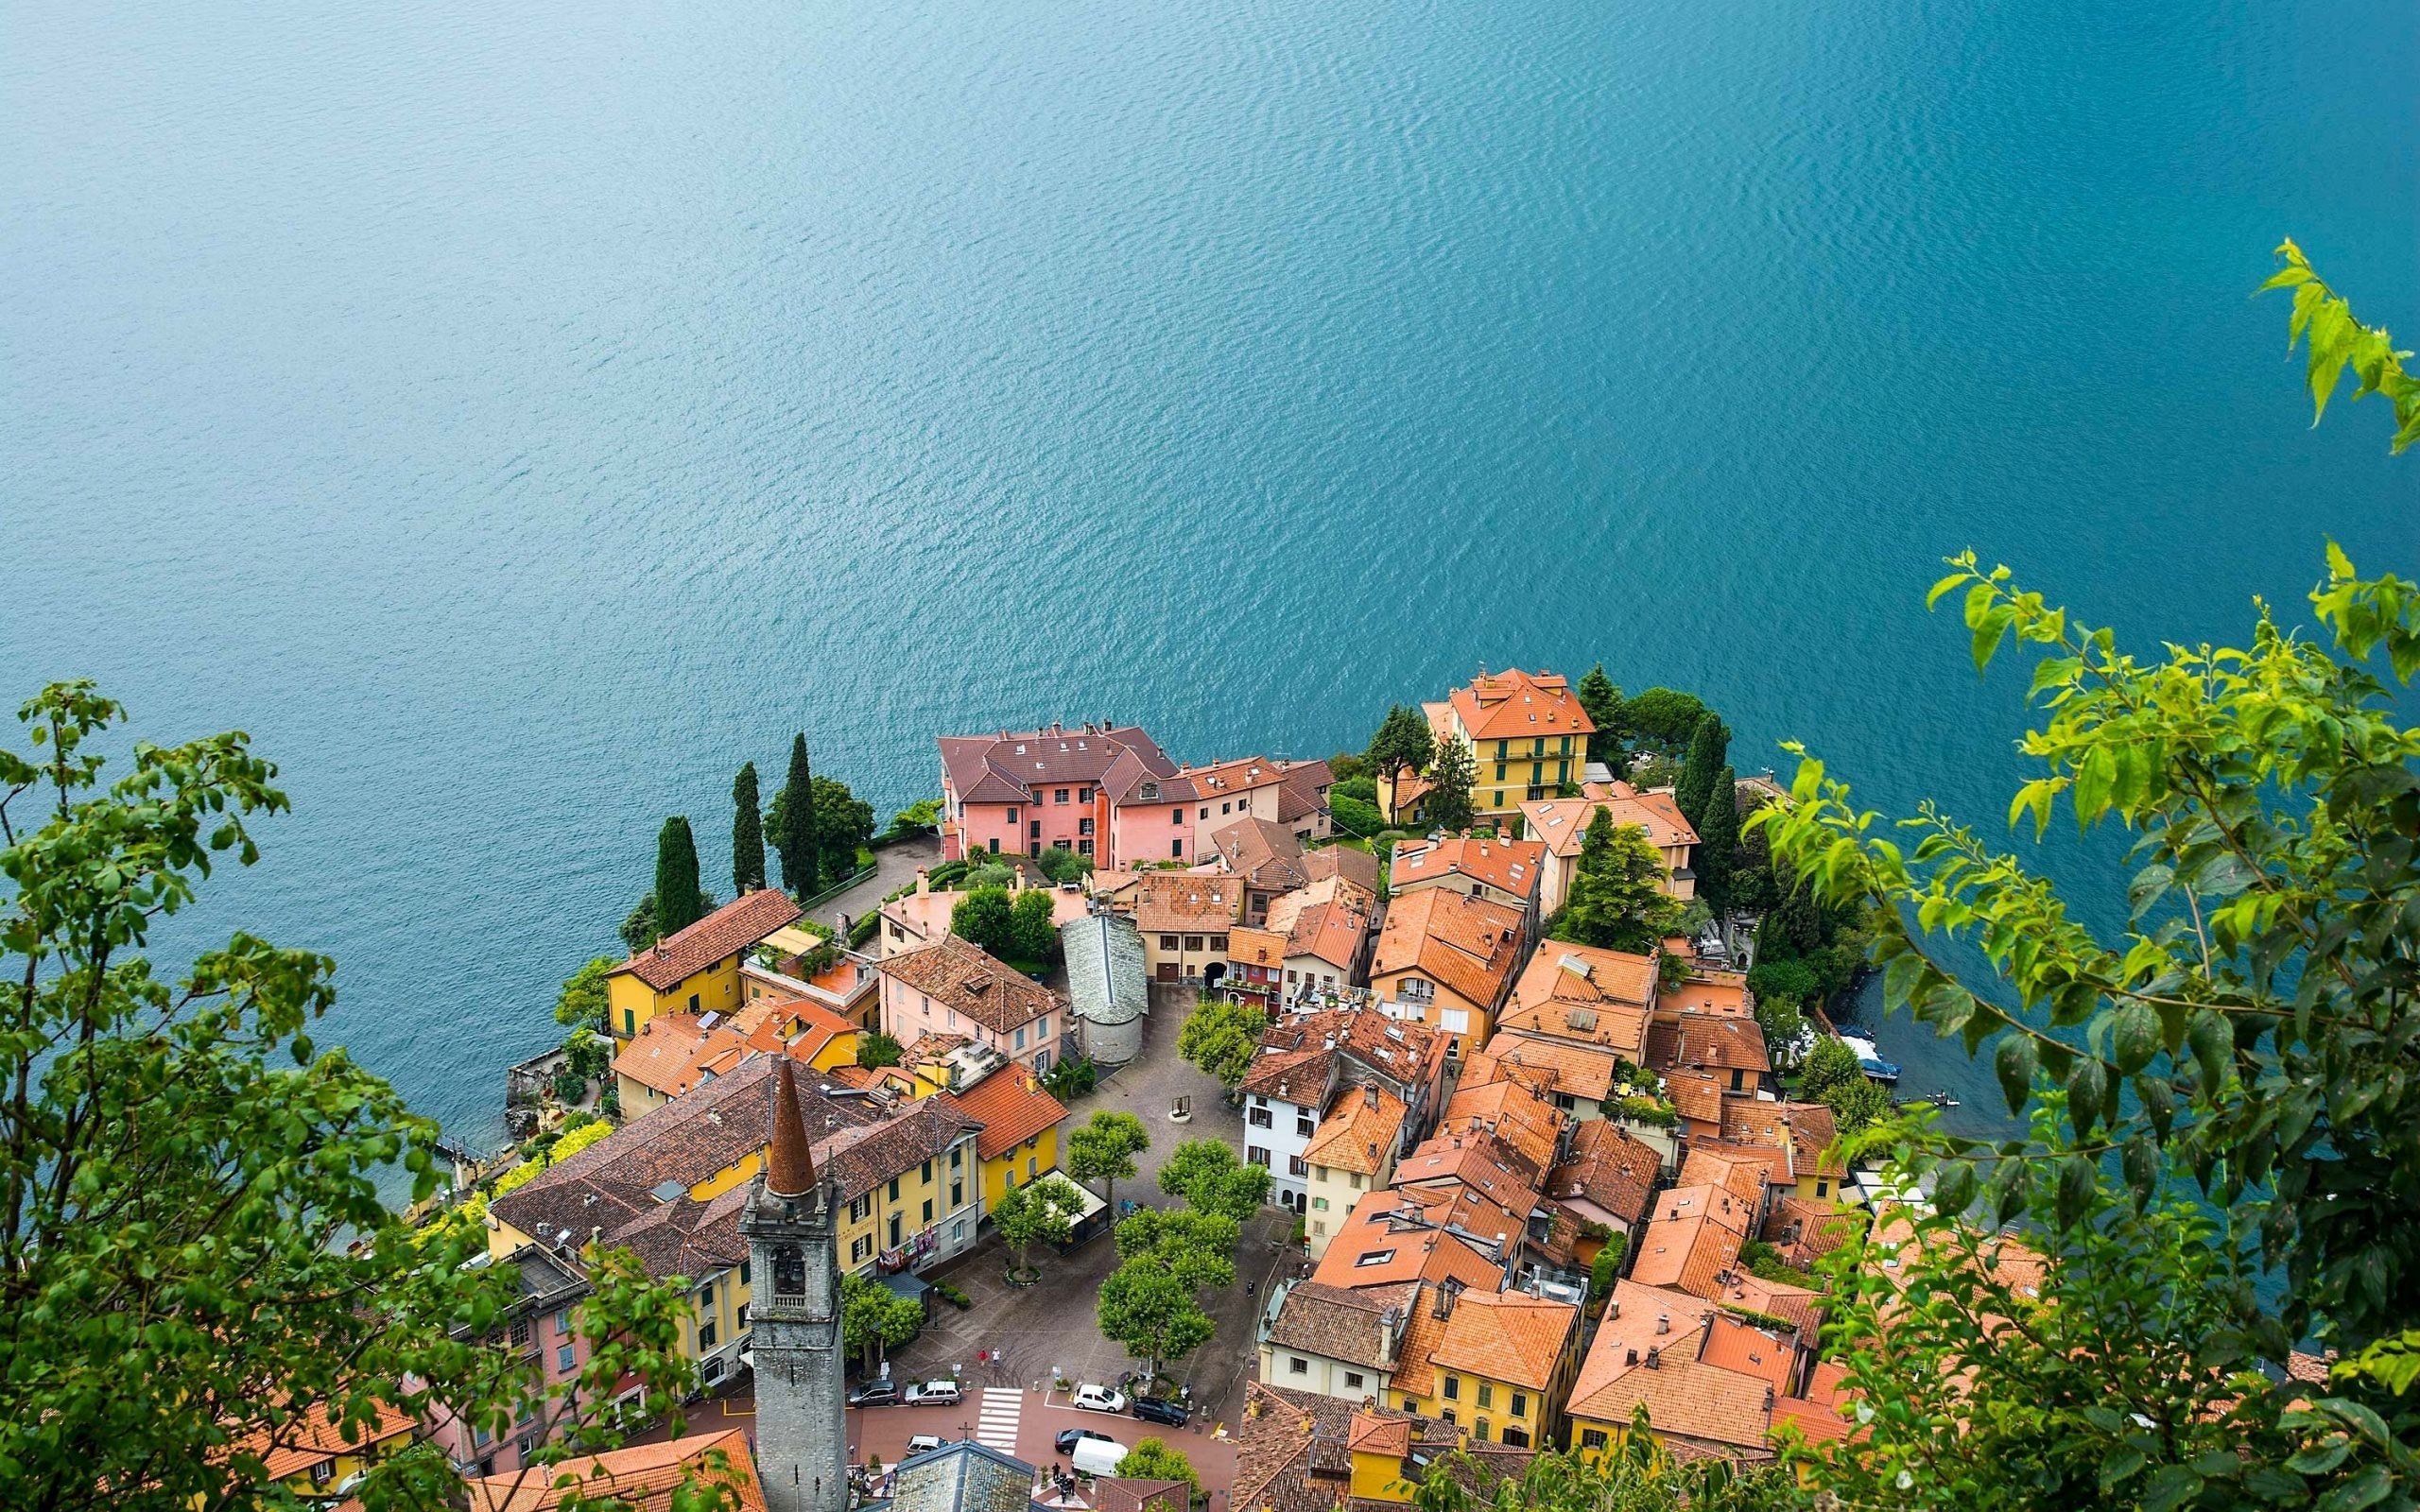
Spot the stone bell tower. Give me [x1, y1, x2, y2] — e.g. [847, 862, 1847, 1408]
[740, 1058, 849, 1512]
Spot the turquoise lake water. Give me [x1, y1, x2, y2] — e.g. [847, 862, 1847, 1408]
[4, 0, 2413, 1146]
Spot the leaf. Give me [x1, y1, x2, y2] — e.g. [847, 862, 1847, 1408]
[2285, 1435, 2351, 1475]
[2316, 1463, 2390, 1512]
[1995, 1034, 2036, 1115]
[2073, 744, 2118, 828]
[2068, 1057, 2107, 1137]
[2128, 863, 2174, 920]
[2122, 1135, 2160, 1211]
[2112, 1004, 2160, 1074]
[1932, 1160, 1977, 1216]
[2055, 1152, 2095, 1230]
[2142, 1465, 2204, 1512]
[1927, 571, 1973, 610]
[2100, 1447, 2148, 1493]
[2188, 1009, 2231, 1098]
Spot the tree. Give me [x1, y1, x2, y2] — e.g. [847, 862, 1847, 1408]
[653, 816, 704, 938]
[1410, 1419, 1793, 1512]
[1175, 997, 1270, 1090]
[951, 886, 1016, 956]
[1551, 808, 1684, 953]
[1819, 1074, 1892, 1138]
[1098, 1208, 1237, 1376]
[1115, 1439, 1201, 1500]
[1622, 687, 1707, 750]
[1673, 715, 1729, 834]
[858, 1030, 904, 1068]
[1576, 664, 1626, 765]
[1755, 437, 2420, 1504]
[1009, 887, 1060, 964]
[1156, 1139, 1271, 1222]
[992, 1173, 1088, 1282]
[774, 732, 817, 896]
[1588, 1232, 1629, 1300]
[619, 892, 659, 954]
[553, 955, 615, 1030]
[1426, 736, 1477, 833]
[1067, 1111, 1150, 1215]
[807, 774, 875, 882]
[1693, 767, 1739, 912]
[1036, 845, 1095, 884]
[1328, 750, 1371, 783]
[1795, 1036, 1864, 1106]
[841, 1271, 925, 1372]
[0, 683, 712, 1512]
[1366, 705, 1435, 823]
[732, 761, 766, 895]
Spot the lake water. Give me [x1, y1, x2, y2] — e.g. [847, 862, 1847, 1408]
[5, 0, 2412, 1148]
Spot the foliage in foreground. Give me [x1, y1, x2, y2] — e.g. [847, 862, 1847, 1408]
[0, 684, 712, 1512]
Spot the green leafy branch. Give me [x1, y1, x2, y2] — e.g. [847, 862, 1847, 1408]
[2258, 239, 2420, 453]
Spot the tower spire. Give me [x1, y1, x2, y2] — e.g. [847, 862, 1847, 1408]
[766, 1057, 815, 1197]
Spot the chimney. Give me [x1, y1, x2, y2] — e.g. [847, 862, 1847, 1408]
[916, 868, 930, 897]
[765, 1058, 817, 1197]
[1625, 1349, 1638, 1366]
[1645, 1348, 1661, 1370]
[1364, 1084, 1379, 1110]
[1377, 1307, 1403, 1368]
[1655, 1313, 1669, 1335]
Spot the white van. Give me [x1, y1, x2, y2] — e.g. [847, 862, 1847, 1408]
[1070, 1436, 1128, 1478]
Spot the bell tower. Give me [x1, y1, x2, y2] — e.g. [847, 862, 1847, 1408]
[740, 1058, 849, 1512]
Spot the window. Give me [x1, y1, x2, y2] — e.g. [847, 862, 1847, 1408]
[1055, 788, 1069, 803]
[923, 1198, 934, 1222]
[1816, 1179, 1830, 1197]
[1007, 807, 1019, 823]
[1443, 1408, 1458, 1426]
[1221, 801, 1233, 815]
[921, 1160, 933, 1183]
[850, 1194, 873, 1222]
[1162, 936, 1179, 950]
[1171, 838, 1184, 858]
[1184, 936, 1203, 951]
[1027, 1157, 1037, 1177]
[1349, 1172, 1364, 1190]
[739, 1259, 750, 1285]
[555, 1308, 573, 1336]
[1014, 1026, 1027, 1050]
[1355, 1248, 1395, 1267]
[1400, 977, 1433, 1003]
[1478, 1383, 1494, 1409]
[688, 992, 700, 1011]
[951, 1145, 963, 1169]
[1199, 807, 1210, 820]
[953, 1219, 966, 1242]
[1036, 1016, 1049, 1039]
[736, 1304, 748, 1331]
[951, 1180, 963, 1205]
[889, 1213, 903, 1246]
[1444, 1377, 1461, 1400]
[698, 1281, 715, 1310]
[1288, 1155, 1308, 1176]
[558, 1342, 577, 1372]
[699, 1319, 717, 1350]
[1312, 1195, 1327, 1211]
[1247, 1146, 1270, 1167]
[623, 1008, 635, 1035]
[1079, 839, 1094, 856]
[1581, 1429, 1609, 1451]
[1474, 1421, 1490, 1442]
[1439, 1008, 1470, 1034]
[1288, 1357, 1307, 1376]
[1210, 934, 1227, 950]
[1053, 838, 1070, 851]
[1249, 1106, 1271, 1127]
[852, 1235, 873, 1263]
[1295, 1114, 1314, 1137]
[888, 1177, 901, 1202]
[510, 1317, 530, 1346]
[1078, 817, 1093, 836]
[1312, 1221, 1325, 1235]
[310, 1460, 336, 1487]
[1511, 1393, 1528, 1418]
[989, 838, 1000, 853]
[1080, 788, 1093, 803]
[1344, 1371, 1364, 1388]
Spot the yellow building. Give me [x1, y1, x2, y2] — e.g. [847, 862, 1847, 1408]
[1376, 669, 1595, 825]
[1366, 888, 1526, 1062]
[221, 1398, 417, 1501]
[604, 889, 804, 1041]
[487, 1054, 982, 1386]
[937, 1069, 1070, 1213]
[1303, 1083, 1407, 1260]
[1390, 1286, 1582, 1451]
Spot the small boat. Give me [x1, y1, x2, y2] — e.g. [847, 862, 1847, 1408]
[1920, 1090, 1960, 1109]
[1835, 1031, 1901, 1085]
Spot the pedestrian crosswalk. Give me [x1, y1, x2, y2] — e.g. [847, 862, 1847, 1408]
[977, 1387, 1023, 1453]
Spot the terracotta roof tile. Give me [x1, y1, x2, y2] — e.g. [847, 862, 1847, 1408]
[1389, 837, 1544, 902]
[937, 1072, 1068, 1162]
[877, 935, 1062, 1035]
[1662, 1069, 1729, 1129]
[1371, 890, 1525, 1010]
[465, 1428, 765, 1512]
[1720, 1100, 1842, 1177]
[1547, 1120, 1660, 1228]
[1650, 1012, 1771, 1077]
[1629, 1208, 1745, 1299]
[612, 890, 803, 992]
[1426, 1289, 1578, 1390]
[1446, 668, 1595, 743]
[1518, 785, 1696, 859]
[1263, 1280, 1419, 1369]
[1466, 1031, 1626, 1104]
[1566, 1318, 1774, 1457]
[1305, 1085, 1409, 1175]
[1303, 845, 1381, 896]
[1213, 816, 1313, 891]
[1436, 1077, 1563, 1176]
[1240, 1045, 1336, 1105]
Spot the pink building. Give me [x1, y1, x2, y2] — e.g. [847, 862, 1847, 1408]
[424, 1244, 592, 1478]
[875, 935, 1069, 1074]
[939, 723, 1202, 868]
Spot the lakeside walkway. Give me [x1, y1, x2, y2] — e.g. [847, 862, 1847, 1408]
[808, 834, 941, 935]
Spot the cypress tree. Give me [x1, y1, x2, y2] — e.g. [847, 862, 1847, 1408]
[1575, 664, 1625, 767]
[732, 762, 766, 895]
[653, 816, 703, 938]
[776, 733, 819, 897]
[1695, 765, 1738, 912]
[1674, 713, 1729, 830]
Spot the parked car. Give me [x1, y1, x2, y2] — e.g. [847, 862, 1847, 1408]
[903, 1380, 962, 1406]
[1069, 1436, 1128, 1477]
[848, 1380, 900, 1408]
[1070, 1383, 1128, 1415]
[1130, 1394, 1190, 1427]
[1056, 1427, 1117, 1455]
[906, 1435, 947, 1456]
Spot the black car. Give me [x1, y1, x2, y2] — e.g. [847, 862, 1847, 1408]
[1130, 1394, 1190, 1428]
[1056, 1428, 1116, 1456]
[847, 1380, 900, 1408]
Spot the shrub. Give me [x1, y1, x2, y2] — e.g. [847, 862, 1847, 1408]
[550, 1069, 587, 1104]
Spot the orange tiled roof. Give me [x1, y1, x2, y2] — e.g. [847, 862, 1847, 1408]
[1266, 1006, 1447, 1089]
[1630, 1209, 1746, 1299]
[1447, 668, 1596, 743]
[1663, 1068, 1729, 1129]
[1239, 1045, 1335, 1105]
[1228, 924, 1289, 968]
[1519, 785, 1697, 859]
[1772, 1360, 1857, 1444]
[1659, 971, 1750, 1017]
[466, 1428, 765, 1512]
[1712, 1270, 1826, 1341]
[1547, 1120, 1661, 1228]
[1679, 1145, 1781, 1212]
[227, 1397, 416, 1483]
[1390, 836, 1545, 902]
[1466, 1030, 1626, 1104]
[1438, 1075, 1563, 1176]
[1426, 1289, 1579, 1390]
[1720, 1099, 1844, 1177]
[1371, 889, 1525, 1010]
[1393, 1130, 1543, 1213]
[1512, 940, 1657, 1012]
[1310, 1191, 1517, 1293]
[1567, 1317, 1775, 1456]
[1651, 1183, 1759, 1238]
[939, 1071, 1068, 1162]
[612, 996, 860, 1100]
[611, 890, 803, 992]
[1648, 1012, 1772, 1077]
[1700, 1312, 1801, 1395]
[1132, 877, 1246, 932]
[1305, 1084, 1408, 1175]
